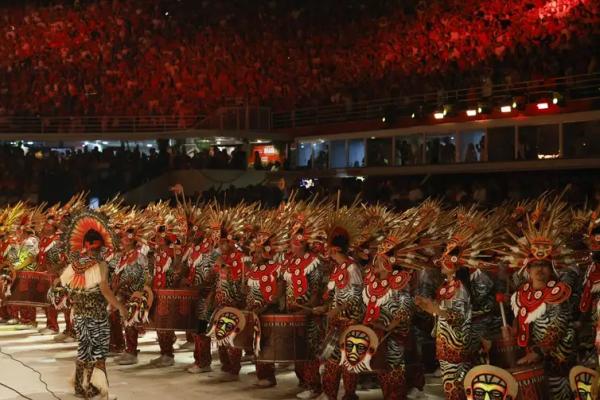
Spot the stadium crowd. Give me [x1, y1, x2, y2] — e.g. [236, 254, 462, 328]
[1, 142, 599, 212]
[0, 0, 597, 119]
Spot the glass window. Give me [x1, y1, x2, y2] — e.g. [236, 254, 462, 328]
[424, 134, 456, 164]
[312, 141, 329, 169]
[395, 135, 423, 166]
[297, 142, 313, 168]
[488, 127, 515, 161]
[459, 130, 485, 163]
[330, 140, 346, 168]
[517, 124, 559, 160]
[563, 121, 600, 158]
[348, 139, 365, 168]
[367, 137, 392, 167]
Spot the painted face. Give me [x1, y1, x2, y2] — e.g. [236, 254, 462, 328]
[528, 262, 552, 283]
[216, 312, 239, 340]
[344, 334, 370, 366]
[575, 381, 592, 400]
[530, 240, 552, 260]
[84, 240, 102, 251]
[472, 382, 508, 400]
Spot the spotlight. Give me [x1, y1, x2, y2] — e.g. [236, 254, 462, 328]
[500, 105, 512, 113]
[381, 117, 386, 123]
[511, 96, 526, 111]
[433, 111, 444, 120]
[411, 113, 416, 119]
[466, 109, 477, 117]
[536, 102, 549, 110]
[476, 102, 491, 115]
[552, 92, 564, 106]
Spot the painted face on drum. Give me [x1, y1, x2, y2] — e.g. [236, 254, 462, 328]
[216, 312, 239, 340]
[344, 334, 369, 365]
[575, 381, 592, 400]
[472, 382, 510, 400]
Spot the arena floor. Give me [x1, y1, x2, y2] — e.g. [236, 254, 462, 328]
[0, 313, 443, 400]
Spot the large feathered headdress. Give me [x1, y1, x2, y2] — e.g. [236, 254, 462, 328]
[499, 192, 575, 271]
[64, 209, 117, 262]
[436, 206, 505, 271]
[0, 203, 25, 237]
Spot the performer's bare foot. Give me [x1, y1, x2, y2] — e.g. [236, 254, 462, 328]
[39, 327, 58, 335]
[116, 353, 138, 365]
[254, 379, 276, 388]
[149, 355, 174, 367]
[215, 372, 239, 382]
[296, 390, 321, 399]
[187, 364, 211, 373]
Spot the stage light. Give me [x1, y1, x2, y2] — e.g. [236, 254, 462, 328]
[411, 113, 416, 119]
[477, 107, 483, 113]
[552, 92, 564, 105]
[512, 101, 517, 109]
[466, 109, 477, 117]
[433, 112, 444, 120]
[381, 117, 386, 122]
[500, 105, 512, 113]
[537, 102, 549, 110]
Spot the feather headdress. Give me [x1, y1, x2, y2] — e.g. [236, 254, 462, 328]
[436, 205, 505, 271]
[63, 209, 117, 262]
[499, 192, 574, 271]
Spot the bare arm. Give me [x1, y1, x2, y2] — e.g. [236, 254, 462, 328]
[99, 262, 127, 316]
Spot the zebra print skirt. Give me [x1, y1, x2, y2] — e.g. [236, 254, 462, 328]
[74, 316, 110, 362]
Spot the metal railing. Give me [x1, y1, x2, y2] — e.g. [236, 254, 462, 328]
[272, 72, 600, 129]
[0, 115, 204, 134]
[198, 106, 272, 131]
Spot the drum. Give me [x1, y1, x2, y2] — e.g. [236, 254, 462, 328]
[338, 324, 390, 373]
[258, 314, 308, 362]
[7, 271, 53, 307]
[489, 335, 524, 369]
[148, 289, 199, 331]
[510, 364, 548, 400]
[207, 307, 256, 349]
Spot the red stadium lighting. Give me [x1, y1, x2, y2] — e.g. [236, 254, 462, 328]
[537, 102, 549, 110]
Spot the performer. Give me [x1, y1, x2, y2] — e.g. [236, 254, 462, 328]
[417, 208, 500, 400]
[183, 206, 217, 374]
[502, 200, 576, 400]
[314, 209, 363, 400]
[207, 206, 248, 382]
[361, 223, 430, 400]
[7, 210, 41, 326]
[283, 202, 327, 399]
[150, 223, 183, 367]
[0, 204, 24, 323]
[578, 208, 600, 368]
[114, 211, 151, 366]
[60, 209, 126, 400]
[36, 206, 70, 336]
[245, 214, 286, 387]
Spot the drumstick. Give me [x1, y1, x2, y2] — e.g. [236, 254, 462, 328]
[499, 302, 508, 327]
